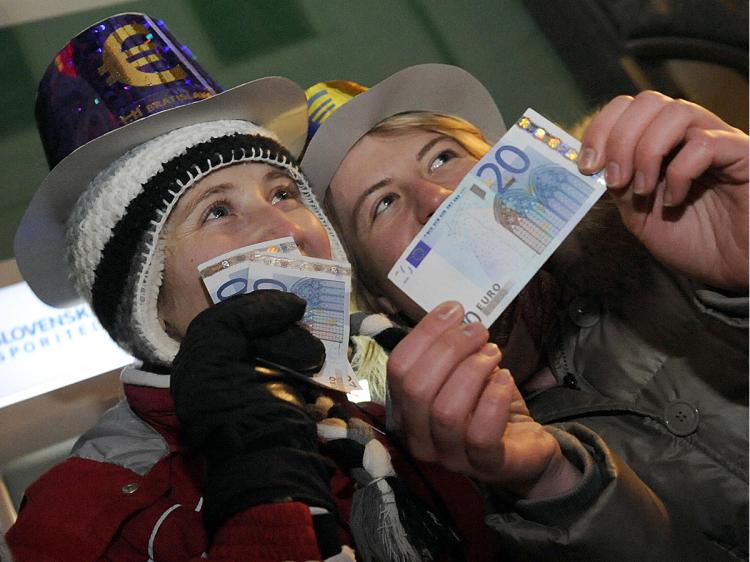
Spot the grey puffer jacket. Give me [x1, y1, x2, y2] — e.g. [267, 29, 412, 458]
[486, 204, 748, 561]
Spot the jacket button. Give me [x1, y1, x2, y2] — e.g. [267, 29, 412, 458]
[664, 401, 700, 436]
[568, 296, 601, 328]
[121, 482, 139, 495]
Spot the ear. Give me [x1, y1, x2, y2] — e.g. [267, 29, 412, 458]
[158, 312, 176, 338]
[156, 282, 179, 340]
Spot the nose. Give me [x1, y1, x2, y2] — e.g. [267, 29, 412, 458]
[413, 180, 452, 225]
[257, 205, 308, 251]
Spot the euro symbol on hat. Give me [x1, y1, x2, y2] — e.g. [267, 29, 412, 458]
[97, 22, 187, 87]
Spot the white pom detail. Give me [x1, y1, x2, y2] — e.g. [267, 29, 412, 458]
[317, 423, 348, 442]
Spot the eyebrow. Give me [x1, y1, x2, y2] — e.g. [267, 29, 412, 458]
[177, 168, 294, 220]
[264, 169, 292, 182]
[350, 177, 392, 234]
[178, 182, 233, 222]
[416, 135, 444, 163]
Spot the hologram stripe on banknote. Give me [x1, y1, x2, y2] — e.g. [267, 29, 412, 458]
[388, 108, 606, 326]
[197, 236, 301, 277]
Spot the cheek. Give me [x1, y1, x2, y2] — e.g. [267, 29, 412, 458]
[162, 242, 210, 308]
[350, 211, 422, 287]
[380, 221, 421, 269]
[161, 249, 192, 314]
[189, 230, 246, 268]
[443, 159, 477, 190]
[357, 232, 404, 288]
[168, 249, 198, 289]
[160, 260, 212, 336]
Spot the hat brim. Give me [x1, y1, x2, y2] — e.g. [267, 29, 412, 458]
[15, 76, 308, 307]
[301, 64, 507, 202]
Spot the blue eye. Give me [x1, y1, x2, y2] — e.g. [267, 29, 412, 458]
[373, 194, 397, 220]
[430, 150, 457, 172]
[270, 179, 301, 205]
[271, 189, 293, 205]
[205, 202, 230, 222]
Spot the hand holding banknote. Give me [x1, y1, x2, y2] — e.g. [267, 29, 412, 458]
[199, 237, 359, 393]
[387, 301, 582, 499]
[171, 290, 338, 535]
[579, 91, 749, 290]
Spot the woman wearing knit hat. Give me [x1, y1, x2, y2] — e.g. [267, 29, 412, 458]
[302, 65, 748, 560]
[6, 17, 501, 562]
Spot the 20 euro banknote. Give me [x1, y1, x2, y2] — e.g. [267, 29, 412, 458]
[388, 109, 606, 325]
[199, 244, 359, 392]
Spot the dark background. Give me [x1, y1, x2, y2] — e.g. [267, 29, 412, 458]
[0, 0, 746, 261]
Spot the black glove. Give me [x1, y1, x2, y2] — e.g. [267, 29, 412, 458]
[170, 290, 337, 536]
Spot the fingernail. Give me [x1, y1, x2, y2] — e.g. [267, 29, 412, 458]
[605, 161, 620, 187]
[633, 171, 646, 195]
[663, 190, 674, 207]
[461, 322, 484, 337]
[436, 301, 461, 320]
[492, 368, 511, 385]
[480, 343, 500, 356]
[579, 147, 597, 171]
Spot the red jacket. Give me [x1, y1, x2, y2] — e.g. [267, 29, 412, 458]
[6, 370, 497, 561]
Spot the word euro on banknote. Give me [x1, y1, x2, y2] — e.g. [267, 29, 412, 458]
[388, 109, 606, 326]
[199, 244, 359, 393]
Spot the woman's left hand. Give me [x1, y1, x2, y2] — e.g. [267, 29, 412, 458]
[387, 302, 582, 499]
[579, 91, 749, 290]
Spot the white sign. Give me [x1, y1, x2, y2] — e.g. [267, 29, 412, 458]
[0, 281, 132, 409]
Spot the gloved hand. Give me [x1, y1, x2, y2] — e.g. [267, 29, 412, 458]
[170, 290, 336, 536]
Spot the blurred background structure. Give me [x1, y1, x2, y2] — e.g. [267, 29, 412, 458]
[0, 0, 747, 532]
[0, 0, 746, 261]
[524, 0, 748, 131]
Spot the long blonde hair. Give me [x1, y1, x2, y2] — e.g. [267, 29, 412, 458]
[324, 111, 492, 315]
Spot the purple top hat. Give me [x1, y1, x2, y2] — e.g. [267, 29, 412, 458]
[15, 13, 308, 307]
[36, 13, 222, 170]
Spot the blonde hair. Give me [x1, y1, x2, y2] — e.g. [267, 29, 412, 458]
[324, 111, 492, 315]
[369, 111, 491, 158]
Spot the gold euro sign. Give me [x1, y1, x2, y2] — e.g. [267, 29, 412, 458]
[97, 23, 187, 87]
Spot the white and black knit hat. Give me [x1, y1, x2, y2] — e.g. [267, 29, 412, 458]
[66, 120, 346, 366]
[15, 14, 345, 366]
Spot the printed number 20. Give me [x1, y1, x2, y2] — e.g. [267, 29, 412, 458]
[476, 145, 530, 193]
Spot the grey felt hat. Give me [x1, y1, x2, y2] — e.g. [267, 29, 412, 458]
[301, 63, 507, 202]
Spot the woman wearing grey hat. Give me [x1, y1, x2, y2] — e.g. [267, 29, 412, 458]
[302, 64, 749, 560]
[7, 17, 504, 562]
